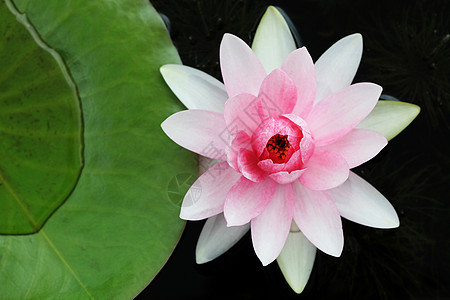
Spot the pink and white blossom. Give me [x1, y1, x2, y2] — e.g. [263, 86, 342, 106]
[161, 6, 420, 293]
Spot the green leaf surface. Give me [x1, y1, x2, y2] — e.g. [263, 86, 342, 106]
[0, 0, 196, 298]
[0, 0, 82, 234]
[357, 100, 420, 141]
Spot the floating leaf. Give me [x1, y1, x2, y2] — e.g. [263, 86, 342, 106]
[0, 0, 82, 234]
[0, 0, 196, 298]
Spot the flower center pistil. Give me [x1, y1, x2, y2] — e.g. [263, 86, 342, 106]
[266, 134, 290, 162]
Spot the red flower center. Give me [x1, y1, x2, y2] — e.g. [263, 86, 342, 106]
[266, 134, 291, 162]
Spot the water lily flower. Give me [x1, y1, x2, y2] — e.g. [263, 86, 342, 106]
[161, 6, 420, 294]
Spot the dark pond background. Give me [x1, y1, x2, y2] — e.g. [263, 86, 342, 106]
[139, 0, 450, 299]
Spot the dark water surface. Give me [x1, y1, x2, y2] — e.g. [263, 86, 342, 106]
[140, 0, 450, 298]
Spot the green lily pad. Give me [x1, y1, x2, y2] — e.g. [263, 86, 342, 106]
[0, 0, 82, 234]
[0, 0, 196, 298]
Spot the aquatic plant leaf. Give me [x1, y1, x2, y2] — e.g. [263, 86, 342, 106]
[0, 0, 196, 298]
[0, 0, 82, 234]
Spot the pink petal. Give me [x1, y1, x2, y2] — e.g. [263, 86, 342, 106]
[282, 150, 303, 173]
[329, 171, 399, 228]
[224, 176, 277, 226]
[257, 158, 286, 174]
[251, 183, 294, 266]
[281, 47, 316, 118]
[319, 129, 387, 168]
[226, 131, 252, 171]
[180, 162, 241, 220]
[237, 149, 267, 182]
[196, 213, 250, 264]
[257, 69, 297, 118]
[223, 93, 259, 136]
[306, 83, 382, 146]
[220, 33, 267, 98]
[161, 110, 228, 160]
[281, 114, 315, 163]
[299, 149, 349, 190]
[251, 118, 281, 157]
[269, 169, 306, 184]
[292, 181, 344, 257]
[315, 33, 363, 103]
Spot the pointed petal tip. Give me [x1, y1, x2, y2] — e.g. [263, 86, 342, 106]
[178, 209, 190, 221]
[350, 32, 362, 40]
[255, 246, 276, 266]
[328, 244, 344, 257]
[160, 116, 170, 132]
[396, 102, 421, 117]
[334, 33, 363, 52]
[159, 63, 177, 76]
[265, 5, 283, 17]
[289, 281, 306, 294]
[385, 213, 400, 229]
[344, 33, 363, 46]
[179, 206, 202, 221]
[159, 111, 186, 141]
[159, 64, 166, 74]
[393, 218, 400, 228]
[221, 33, 250, 53]
[222, 32, 237, 42]
[195, 214, 250, 265]
[220, 33, 237, 50]
[159, 63, 169, 72]
[260, 258, 273, 267]
[313, 233, 343, 257]
[224, 218, 244, 227]
[256, 245, 278, 266]
[223, 212, 237, 227]
[359, 82, 383, 96]
[195, 252, 212, 264]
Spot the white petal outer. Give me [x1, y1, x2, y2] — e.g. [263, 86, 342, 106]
[251, 6, 297, 73]
[161, 110, 227, 160]
[251, 183, 293, 266]
[319, 129, 387, 168]
[160, 64, 228, 113]
[196, 213, 250, 264]
[314, 33, 363, 103]
[277, 230, 317, 294]
[329, 171, 400, 228]
[220, 33, 267, 98]
[356, 100, 421, 141]
[180, 162, 241, 220]
[292, 181, 344, 257]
